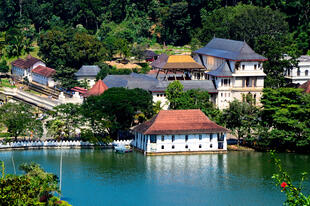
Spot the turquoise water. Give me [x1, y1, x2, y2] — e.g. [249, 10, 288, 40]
[0, 149, 310, 206]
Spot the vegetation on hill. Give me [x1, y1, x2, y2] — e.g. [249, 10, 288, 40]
[0, 0, 309, 88]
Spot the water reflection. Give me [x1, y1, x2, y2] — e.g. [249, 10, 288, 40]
[0, 149, 309, 206]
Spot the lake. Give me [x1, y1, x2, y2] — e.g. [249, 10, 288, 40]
[0, 149, 309, 206]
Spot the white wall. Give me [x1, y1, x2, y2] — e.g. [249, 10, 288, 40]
[77, 76, 97, 88]
[134, 132, 227, 153]
[152, 93, 169, 110]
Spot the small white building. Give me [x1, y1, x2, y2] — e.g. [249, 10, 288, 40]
[132, 109, 228, 155]
[11, 55, 46, 81]
[285, 55, 310, 85]
[74, 65, 101, 88]
[31, 65, 56, 87]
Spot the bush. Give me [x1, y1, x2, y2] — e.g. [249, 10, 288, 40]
[0, 132, 11, 138]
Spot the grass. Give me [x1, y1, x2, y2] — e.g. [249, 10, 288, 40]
[0, 78, 16, 88]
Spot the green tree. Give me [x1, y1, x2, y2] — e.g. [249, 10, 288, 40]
[96, 62, 111, 80]
[48, 103, 84, 139]
[82, 87, 153, 139]
[260, 88, 310, 151]
[222, 98, 260, 146]
[0, 59, 9, 73]
[0, 161, 70, 205]
[166, 80, 184, 109]
[0, 103, 43, 141]
[166, 80, 221, 122]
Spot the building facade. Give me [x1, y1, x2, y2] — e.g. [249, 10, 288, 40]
[31, 65, 56, 87]
[193, 38, 267, 109]
[75, 65, 101, 88]
[132, 109, 228, 155]
[285, 55, 310, 85]
[11, 55, 46, 81]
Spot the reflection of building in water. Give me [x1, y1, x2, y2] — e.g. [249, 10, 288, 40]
[145, 154, 228, 188]
[132, 109, 228, 155]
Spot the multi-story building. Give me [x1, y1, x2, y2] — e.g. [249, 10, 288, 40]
[193, 38, 267, 109]
[285, 55, 310, 85]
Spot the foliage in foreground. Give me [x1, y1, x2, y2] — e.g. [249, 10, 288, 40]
[271, 151, 310, 206]
[0, 161, 71, 206]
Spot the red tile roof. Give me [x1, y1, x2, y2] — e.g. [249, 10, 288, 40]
[84, 80, 108, 97]
[32, 65, 56, 77]
[299, 80, 310, 93]
[72, 87, 88, 94]
[133, 109, 228, 135]
[11, 55, 42, 69]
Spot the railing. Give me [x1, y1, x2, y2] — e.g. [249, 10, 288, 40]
[0, 140, 133, 149]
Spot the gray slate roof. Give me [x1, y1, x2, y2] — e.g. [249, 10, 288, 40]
[207, 62, 232, 77]
[75, 65, 100, 77]
[150, 80, 217, 93]
[103, 73, 159, 91]
[151, 53, 169, 69]
[103, 73, 218, 93]
[194, 38, 267, 61]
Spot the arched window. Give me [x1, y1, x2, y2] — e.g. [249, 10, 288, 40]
[306, 70, 309, 76]
[297, 69, 301, 76]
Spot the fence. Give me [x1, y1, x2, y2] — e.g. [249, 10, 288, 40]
[0, 140, 133, 149]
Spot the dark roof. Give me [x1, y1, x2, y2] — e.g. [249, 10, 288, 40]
[151, 53, 169, 69]
[11, 55, 43, 69]
[133, 109, 228, 135]
[207, 62, 232, 77]
[144, 50, 158, 58]
[74, 65, 100, 77]
[150, 80, 217, 93]
[103, 73, 159, 91]
[31, 65, 56, 77]
[194, 38, 267, 61]
[299, 80, 310, 93]
[84, 80, 108, 97]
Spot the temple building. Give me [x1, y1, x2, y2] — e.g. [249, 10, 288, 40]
[193, 38, 267, 109]
[132, 109, 228, 155]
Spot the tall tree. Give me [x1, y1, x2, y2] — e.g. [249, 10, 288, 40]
[0, 103, 43, 141]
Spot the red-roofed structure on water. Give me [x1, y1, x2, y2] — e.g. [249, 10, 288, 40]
[132, 109, 228, 155]
[299, 80, 310, 93]
[84, 80, 109, 97]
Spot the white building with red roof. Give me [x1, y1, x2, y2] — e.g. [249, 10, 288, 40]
[11, 55, 46, 80]
[31, 65, 56, 87]
[132, 109, 228, 155]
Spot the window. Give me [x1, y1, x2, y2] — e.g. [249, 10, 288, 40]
[306, 70, 309, 76]
[253, 78, 257, 87]
[297, 69, 301, 76]
[161, 135, 164, 141]
[157, 94, 159, 97]
[210, 134, 213, 141]
[172, 145, 175, 149]
[160, 94, 163, 97]
[172, 135, 175, 142]
[210, 144, 213, 148]
[242, 65, 245, 70]
[199, 144, 202, 148]
[150, 135, 157, 143]
[185, 145, 188, 149]
[161, 145, 164, 149]
[207, 56, 215, 65]
[218, 142, 223, 149]
[254, 64, 257, 70]
[199, 135, 202, 140]
[185, 135, 188, 142]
